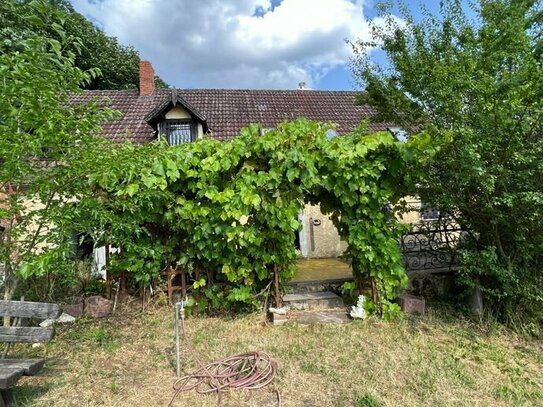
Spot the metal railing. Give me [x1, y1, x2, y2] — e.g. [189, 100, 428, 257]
[399, 220, 467, 272]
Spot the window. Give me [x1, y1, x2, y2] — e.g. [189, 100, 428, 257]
[160, 120, 195, 145]
[420, 200, 441, 221]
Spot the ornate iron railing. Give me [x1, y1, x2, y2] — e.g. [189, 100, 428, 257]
[399, 220, 467, 272]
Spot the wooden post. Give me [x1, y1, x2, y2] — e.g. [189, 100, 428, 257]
[120, 271, 126, 293]
[105, 243, 112, 300]
[180, 269, 186, 299]
[273, 264, 281, 308]
[167, 266, 173, 305]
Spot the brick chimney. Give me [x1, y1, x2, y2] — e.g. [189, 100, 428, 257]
[139, 60, 155, 96]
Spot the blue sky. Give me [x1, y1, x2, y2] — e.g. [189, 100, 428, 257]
[69, 0, 448, 90]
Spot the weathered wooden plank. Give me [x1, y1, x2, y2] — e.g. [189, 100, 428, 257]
[0, 359, 45, 376]
[0, 368, 24, 389]
[0, 300, 61, 320]
[0, 327, 54, 344]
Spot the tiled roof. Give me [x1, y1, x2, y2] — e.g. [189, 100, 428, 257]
[71, 89, 390, 143]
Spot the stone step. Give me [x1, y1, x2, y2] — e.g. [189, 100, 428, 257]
[292, 310, 351, 324]
[288, 279, 351, 294]
[282, 291, 344, 311]
[272, 309, 351, 326]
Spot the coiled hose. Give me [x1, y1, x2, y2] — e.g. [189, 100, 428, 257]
[168, 315, 280, 406]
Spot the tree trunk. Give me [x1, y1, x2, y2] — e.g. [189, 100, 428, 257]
[351, 258, 364, 295]
[2, 262, 17, 327]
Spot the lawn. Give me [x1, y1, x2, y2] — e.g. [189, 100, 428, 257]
[11, 300, 543, 407]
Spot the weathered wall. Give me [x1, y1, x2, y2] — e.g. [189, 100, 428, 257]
[301, 204, 347, 258]
[300, 196, 423, 259]
[397, 196, 422, 224]
[165, 105, 191, 119]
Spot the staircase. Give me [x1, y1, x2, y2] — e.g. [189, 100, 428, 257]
[272, 286, 351, 325]
[269, 258, 353, 325]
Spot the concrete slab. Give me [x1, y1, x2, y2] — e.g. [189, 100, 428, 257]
[398, 293, 425, 314]
[282, 291, 344, 311]
[283, 291, 340, 302]
[291, 310, 351, 325]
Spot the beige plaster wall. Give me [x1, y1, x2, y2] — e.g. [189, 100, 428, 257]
[23, 196, 65, 254]
[301, 196, 423, 259]
[165, 105, 191, 119]
[397, 195, 422, 224]
[302, 204, 347, 258]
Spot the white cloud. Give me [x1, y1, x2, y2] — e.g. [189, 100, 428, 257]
[71, 0, 378, 89]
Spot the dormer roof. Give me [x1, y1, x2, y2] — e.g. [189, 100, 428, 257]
[144, 90, 208, 133]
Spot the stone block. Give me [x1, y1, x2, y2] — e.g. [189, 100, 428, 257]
[398, 293, 425, 315]
[63, 302, 84, 317]
[84, 296, 113, 318]
[282, 291, 344, 311]
[271, 313, 287, 326]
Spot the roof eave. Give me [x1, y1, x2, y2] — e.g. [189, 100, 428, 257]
[145, 89, 208, 130]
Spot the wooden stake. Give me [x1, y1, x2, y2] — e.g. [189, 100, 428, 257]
[105, 243, 112, 300]
[273, 264, 281, 308]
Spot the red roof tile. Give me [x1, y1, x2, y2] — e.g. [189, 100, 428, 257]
[71, 89, 391, 143]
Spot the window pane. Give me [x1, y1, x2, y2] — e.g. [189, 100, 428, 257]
[166, 121, 192, 145]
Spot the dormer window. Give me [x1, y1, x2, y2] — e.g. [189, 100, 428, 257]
[145, 90, 208, 146]
[159, 119, 195, 145]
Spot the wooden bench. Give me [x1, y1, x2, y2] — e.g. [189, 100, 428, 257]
[0, 300, 62, 407]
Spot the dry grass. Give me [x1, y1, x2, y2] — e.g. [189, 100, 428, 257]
[10, 300, 543, 407]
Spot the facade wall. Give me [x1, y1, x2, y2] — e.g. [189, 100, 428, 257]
[398, 196, 422, 224]
[300, 196, 423, 259]
[165, 105, 191, 119]
[300, 204, 348, 258]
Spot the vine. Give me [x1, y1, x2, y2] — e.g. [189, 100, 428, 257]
[77, 119, 419, 316]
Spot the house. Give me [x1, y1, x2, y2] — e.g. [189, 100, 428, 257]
[75, 61, 425, 267]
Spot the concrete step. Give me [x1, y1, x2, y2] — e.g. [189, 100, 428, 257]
[282, 291, 344, 311]
[288, 279, 351, 293]
[292, 310, 351, 324]
[272, 309, 351, 325]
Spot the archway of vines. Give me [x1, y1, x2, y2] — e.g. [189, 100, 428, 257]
[77, 119, 424, 317]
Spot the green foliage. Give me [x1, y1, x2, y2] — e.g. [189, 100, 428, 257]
[352, 0, 543, 323]
[356, 393, 381, 407]
[341, 281, 359, 304]
[75, 120, 418, 315]
[0, 0, 168, 90]
[0, 9, 116, 300]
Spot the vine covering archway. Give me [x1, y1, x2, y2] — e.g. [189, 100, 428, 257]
[80, 119, 421, 318]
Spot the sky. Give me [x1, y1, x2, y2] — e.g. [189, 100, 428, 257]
[69, 0, 442, 91]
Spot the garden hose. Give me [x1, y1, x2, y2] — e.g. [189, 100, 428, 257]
[168, 309, 280, 407]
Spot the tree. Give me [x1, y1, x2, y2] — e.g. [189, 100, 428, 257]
[0, 7, 116, 306]
[0, 0, 168, 90]
[352, 0, 543, 323]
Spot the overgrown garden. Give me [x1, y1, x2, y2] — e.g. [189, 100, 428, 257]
[71, 120, 423, 318]
[2, 0, 543, 329]
[0, 1, 425, 320]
